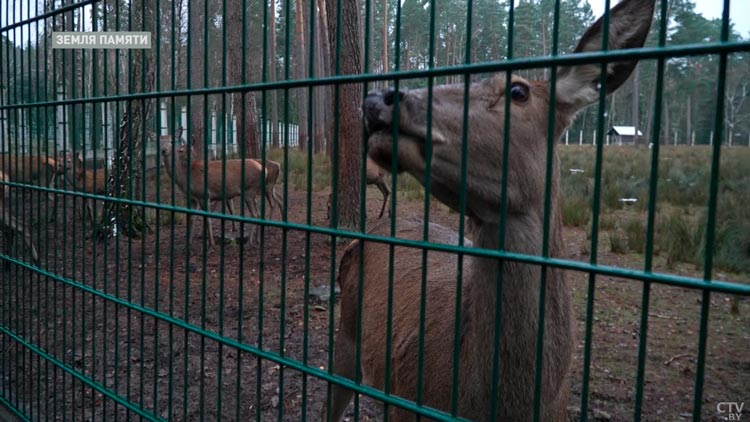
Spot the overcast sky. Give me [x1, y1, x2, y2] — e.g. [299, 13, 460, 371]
[588, 0, 750, 38]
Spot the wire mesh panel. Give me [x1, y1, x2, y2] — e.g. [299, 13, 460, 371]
[1, 0, 749, 421]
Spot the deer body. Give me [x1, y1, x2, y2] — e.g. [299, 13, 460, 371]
[325, 0, 654, 420]
[175, 144, 265, 246]
[59, 154, 108, 225]
[0, 154, 58, 188]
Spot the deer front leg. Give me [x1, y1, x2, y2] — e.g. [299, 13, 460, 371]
[376, 181, 390, 219]
[242, 192, 262, 246]
[225, 199, 236, 231]
[200, 199, 215, 246]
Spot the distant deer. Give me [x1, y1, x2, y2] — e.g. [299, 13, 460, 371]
[59, 153, 108, 225]
[0, 154, 58, 186]
[159, 128, 283, 224]
[173, 141, 266, 246]
[326, 158, 390, 220]
[323, 0, 655, 420]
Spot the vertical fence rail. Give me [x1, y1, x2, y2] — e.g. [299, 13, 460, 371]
[0, 1, 749, 422]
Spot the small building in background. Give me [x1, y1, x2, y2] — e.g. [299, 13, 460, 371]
[607, 126, 643, 145]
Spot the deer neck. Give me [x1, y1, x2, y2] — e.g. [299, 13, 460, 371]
[458, 210, 563, 415]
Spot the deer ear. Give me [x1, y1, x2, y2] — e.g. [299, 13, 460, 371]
[176, 126, 183, 140]
[556, 0, 655, 109]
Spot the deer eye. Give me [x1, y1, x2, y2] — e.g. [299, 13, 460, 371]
[510, 82, 529, 102]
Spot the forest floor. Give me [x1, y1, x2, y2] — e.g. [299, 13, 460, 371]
[1, 176, 748, 422]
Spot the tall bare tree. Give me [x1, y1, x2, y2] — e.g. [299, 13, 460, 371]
[228, 0, 261, 157]
[270, 0, 280, 149]
[632, 66, 641, 145]
[382, 0, 388, 76]
[295, 0, 309, 151]
[326, 0, 363, 229]
[313, 2, 328, 153]
[317, 0, 333, 155]
[188, 0, 206, 157]
[99, 0, 156, 239]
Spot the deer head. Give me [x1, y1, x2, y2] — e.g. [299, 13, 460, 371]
[158, 126, 184, 157]
[364, 0, 654, 227]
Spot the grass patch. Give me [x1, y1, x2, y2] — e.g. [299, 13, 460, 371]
[562, 195, 591, 227]
[623, 219, 646, 254]
[560, 146, 750, 273]
[609, 231, 629, 254]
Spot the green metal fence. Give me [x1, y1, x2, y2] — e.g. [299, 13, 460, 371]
[1, 0, 750, 421]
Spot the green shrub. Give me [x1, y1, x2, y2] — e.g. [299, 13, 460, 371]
[599, 214, 616, 231]
[624, 219, 646, 254]
[656, 211, 699, 269]
[562, 195, 591, 227]
[609, 231, 629, 254]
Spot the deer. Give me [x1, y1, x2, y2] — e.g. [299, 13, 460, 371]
[326, 157, 391, 220]
[159, 128, 282, 226]
[0, 154, 58, 186]
[322, 0, 655, 420]
[173, 141, 266, 247]
[58, 152, 108, 225]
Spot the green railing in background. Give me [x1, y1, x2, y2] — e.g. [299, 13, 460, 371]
[1, 0, 749, 421]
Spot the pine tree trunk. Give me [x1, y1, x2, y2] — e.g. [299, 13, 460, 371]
[326, 0, 363, 229]
[382, 0, 389, 75]
[644, 83, 655, 146]
[99, 10, 155, 240]
[318, 0, 334, 159]
[270, 0, 280, 149]
[663, 95, 670, 145]
[295, 0, 309, 151]
[314, 4, 327, 154]
[632, 66, 640, 145]
[228, 0, 261, 157]
[189, 0, 206, 158]
[686, 94, 691, 147]
[608, 92, 616, 136]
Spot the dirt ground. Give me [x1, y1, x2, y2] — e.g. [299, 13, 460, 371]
[1, 181, 748, 422]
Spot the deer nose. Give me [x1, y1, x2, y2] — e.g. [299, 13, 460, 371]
[363, 88, 405, 135]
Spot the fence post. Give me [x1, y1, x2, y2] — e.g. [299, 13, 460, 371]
[728, 130, 733, 147]
[160, 102, 168, 135]
[673, 130, 677, 146]
[579, 131, 583, 145]
[211, 110, 217, 146]
[181, 107, 187, 141]
[691, 131, 695, 146]
[593, 130, 596, 146]
[56, 85, 67, 150]
[565, 131, 569, 145]
[709, 131, 713, 146]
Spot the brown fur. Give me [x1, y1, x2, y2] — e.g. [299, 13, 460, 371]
[325, 0, 655, 420]
[327, 158, 390, 220]
[175, 143, 265, 246]
[250, 159, 284, 218]
[0, 154, 57, 185]
[59, 153, 108, 225]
